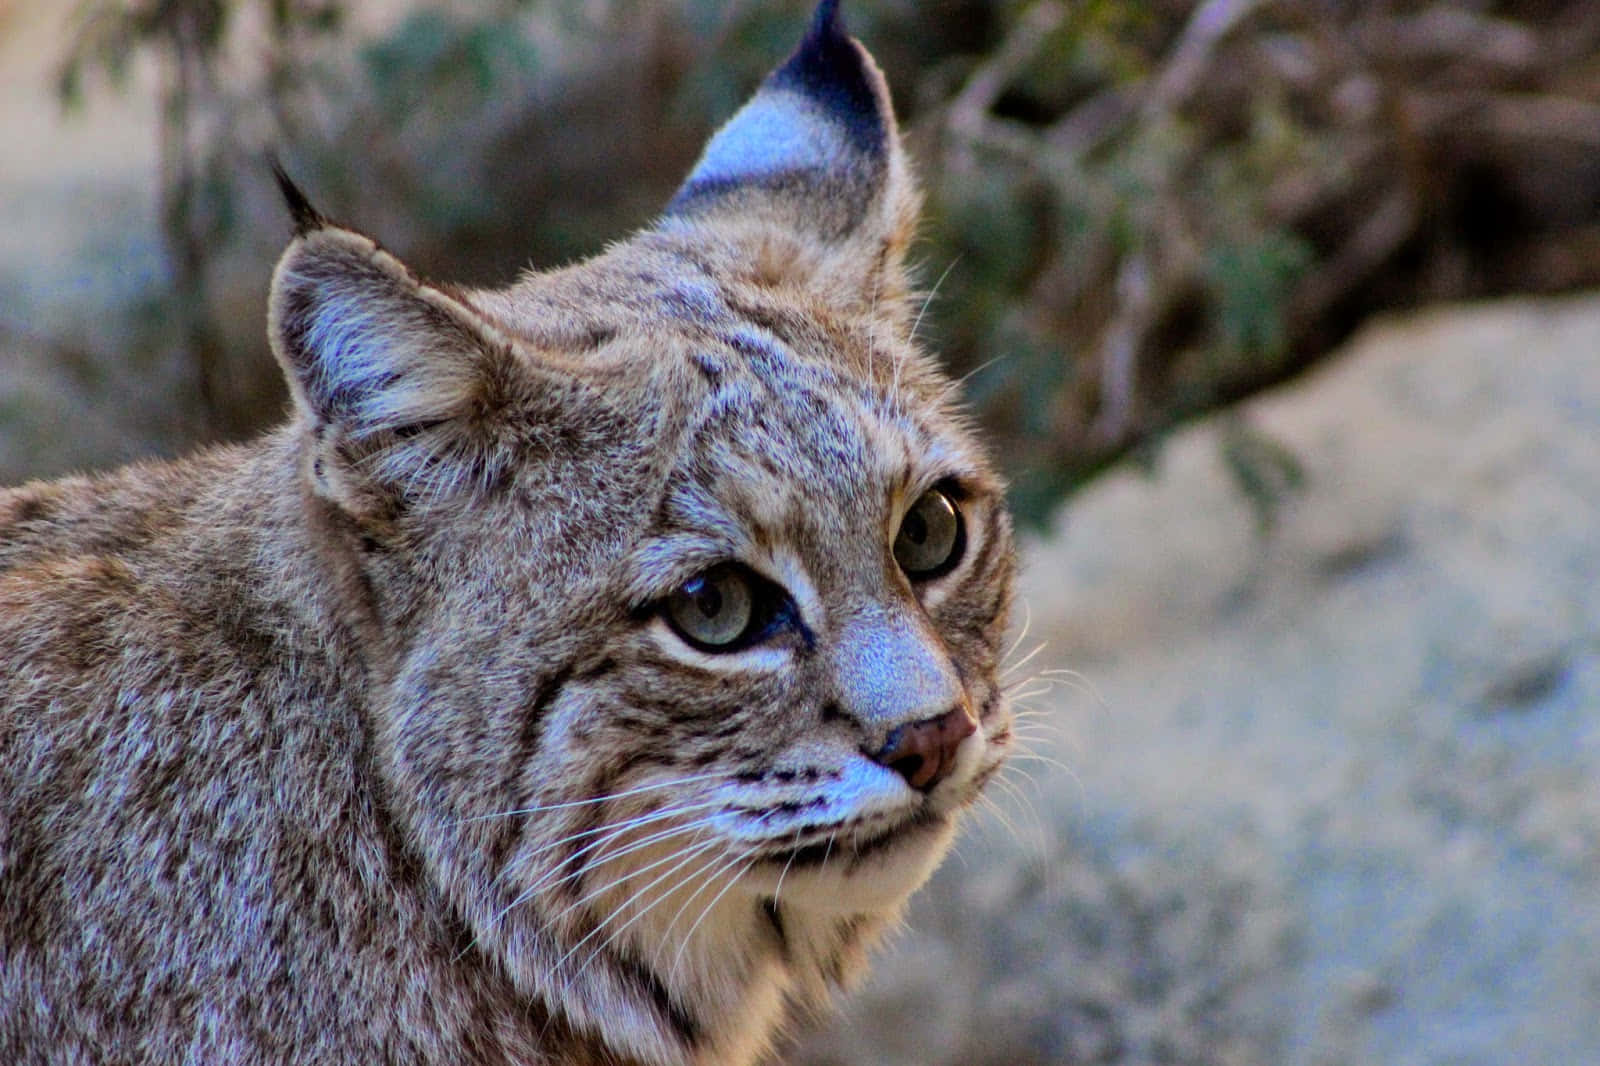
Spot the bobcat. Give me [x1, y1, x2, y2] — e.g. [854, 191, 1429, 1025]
[0, 3, 1015, 1064]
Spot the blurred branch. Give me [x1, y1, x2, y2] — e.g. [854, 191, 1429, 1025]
[947, 2, 1065, 133]
[56, 0, 347, 439]
[944, 1, 1065, 173]
[1409, 92, 1600, 147]
[32, 0, 1600, 526]
[0, 319, 105, 393]
[918, 0, 1600, 524]
[1288, 189, 1416, 332]
[1141, 0, 1266, 119]
[1089, 251, 1151, 446]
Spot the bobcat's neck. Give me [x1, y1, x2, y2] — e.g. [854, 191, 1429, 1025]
[528, 889, 886, 1066]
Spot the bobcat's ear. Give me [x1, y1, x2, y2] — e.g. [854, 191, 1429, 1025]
[664, 0, 918, 314]
[267, 187, 515, 508]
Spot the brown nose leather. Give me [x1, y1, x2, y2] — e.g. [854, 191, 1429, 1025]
[870, 706, 977, 791]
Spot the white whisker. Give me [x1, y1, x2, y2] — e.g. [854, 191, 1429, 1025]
[528, 812, 726, 925]
[652, 846, 753, 977]
[1000, 640, 1049, 683]
[910, 255, 962, 345]
[512, 809, 713, 909]
[1005, 750, 1078, 777]
[555, 835, 727, 992]
[1003, 601, 1034, 662]
[538, 799, 721, 862]
[954, 352, 1006, 389]
[986, 771, 1051, 846]
[508, 802, 712, 875]
[975, 788, 1046, 854]
[452, 771, 728, 824]
[667, 851, 756, 987]
[478, 804, 725, 950]
[770, 827, 803, 906]
[455, 806, 716, 963]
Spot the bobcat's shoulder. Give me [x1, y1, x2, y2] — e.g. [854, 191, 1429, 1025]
[0, 5, 1016, 1066]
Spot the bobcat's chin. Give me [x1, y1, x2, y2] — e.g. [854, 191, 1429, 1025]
[736, 715, 1005, 915]
[744, 814, 960, 916]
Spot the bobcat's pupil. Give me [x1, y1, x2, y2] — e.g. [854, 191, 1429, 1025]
[903, 511, 928, 546]
[693, 581, 722, 617]
[894, 488, 963, 578]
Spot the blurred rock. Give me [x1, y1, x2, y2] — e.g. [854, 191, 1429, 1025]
[793, 293, 1600, 1065]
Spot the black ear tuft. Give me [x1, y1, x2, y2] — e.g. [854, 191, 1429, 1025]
[811, 0, 843, 40]
[774, 0, 882, 159]
[269, 156, 328, 235]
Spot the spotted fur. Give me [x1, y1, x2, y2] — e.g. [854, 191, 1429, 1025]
[0, 4, 1014, 1065]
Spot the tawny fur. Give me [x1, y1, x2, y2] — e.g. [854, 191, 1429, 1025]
[0, 7, 1015, 1065]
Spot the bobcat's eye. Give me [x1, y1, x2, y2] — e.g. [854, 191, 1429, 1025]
[894, 487, 964, 580]
[665, 564, 757, 651]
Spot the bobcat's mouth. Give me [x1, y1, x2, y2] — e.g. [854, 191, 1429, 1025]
[745, 802, 949, 873]
[732, 800, 961, 914]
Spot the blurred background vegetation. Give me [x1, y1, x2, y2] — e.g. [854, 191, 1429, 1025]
[12, 0, 1600, 524]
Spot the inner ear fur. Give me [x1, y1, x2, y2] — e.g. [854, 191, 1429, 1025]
[268, 224, 519, 506]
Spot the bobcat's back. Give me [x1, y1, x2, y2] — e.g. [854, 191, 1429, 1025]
[0, 5, 1016, 1065]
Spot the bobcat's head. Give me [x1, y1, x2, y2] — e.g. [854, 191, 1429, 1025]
[268, 3, 1014, 1063]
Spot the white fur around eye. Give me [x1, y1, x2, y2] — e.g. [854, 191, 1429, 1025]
[645, 616, 792, 673]
[767, 547, 822, 632]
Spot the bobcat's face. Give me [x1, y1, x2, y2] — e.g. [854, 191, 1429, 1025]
[265, 3, 1015, 1062]
[526, 275, 1014, 922]
[339, 246, 1015, 1054]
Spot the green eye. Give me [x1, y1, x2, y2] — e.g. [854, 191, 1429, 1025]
[894, 488, 964, 579]
[665, 564, 756, 651]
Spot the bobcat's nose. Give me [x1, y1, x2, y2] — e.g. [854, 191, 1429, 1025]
[869, 706, 977, 791]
